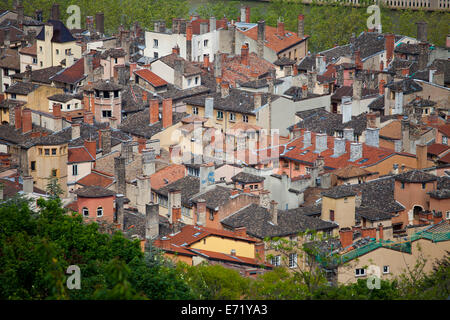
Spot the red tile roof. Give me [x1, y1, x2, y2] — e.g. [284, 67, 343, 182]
[238, 24, 308, 54]
[221, 52, 275, 87]
[50, 58, 85, 84]
[150, 164, 186, 190]
[19, 42, 37, 56]
[189, 248, 271, 267]
[68, 146, 95, 163]
[438, 124, 450, 137]
[76, 169, 114, 188]
[282, 132, 416, 170]
[438, 152, 450, 164]
[427, 143, 450, 156]
[134, 69, 168, 88]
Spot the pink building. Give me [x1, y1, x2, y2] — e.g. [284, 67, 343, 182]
[74, 186, 116, 224]
[83, 80, 122, 126]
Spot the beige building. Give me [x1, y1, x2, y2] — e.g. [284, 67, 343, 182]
[36, 21, 82, 70]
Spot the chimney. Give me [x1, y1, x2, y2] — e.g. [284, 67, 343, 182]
[162, 98, 173, 129]
[137, 176, 151, 214]
[186, 23, 193, 62]
[145, 204, 160, 240]
[142, 149, 156, 176]
[235, 226, 247, 238]
[303, 130, 311, 148]
[86, 16, 94, 34]
[114, 156, 126, 195]
[365, 127, 380, 148]
[209, 16, 216, 32]
[35, 10, 43, 22]
[418, 42, 428, 71]
[24, 65, 32, 82]
[378, 223, 384, 241]
[297, 14, 304, 38]
[350, 142, 363, 162]
[70, 123, 80, 141]
[416, 144, 427, 169]
[149, 98, 159, 124]
[270, 200, 278, 225]
[100, 128, 111, 155]
[339, 228, 353, 249]
[14, 105, 22, 130]
[259, 189, 271, 209]
[17, 4, 24, 25]
[115, 194, 125, 228]
[366, 112, 380, 129]
[245, 6, 251, 23]
[361, 227, 376, 239]
[379, 79, 386, 95]
[203, 54, 210, 69]
[353, 74, 362, 101]
[52, 103, 62, 118]
[168, 188, 181, 220]
[342, 99, 352, 124]
[84, 111, 94, 125]
[241, 44, 249, 66]
[22, 175, 34, 194]
[22, 108, 32, 134]
[254, 241, 265, 264]
[315, 54, 326, 75]
[385, 33, 395, 65]
[129, 62, 137, 80]
[51, 3, 60, 20]
[416, 21, 427, 43]
[95, 13, 105, 35]
[301, 84, 308, 99]
[277, 20, 285, 36]
[333, 137, 346, 157]
[199, 163, 214, 193]
[240, 7, 246, 22]
[174, 58, 184, 89]
[199, 22, 208, 35]
[315, 133, 327, 154]
[196, 199, 206, 226]
[84, 139, 97, 160]
[172, 45, 180, 56]
[257, 20, 265, 58]
[221, 81, 230, 98]
[254, 92, 262, 109]
[354, 50, 362, 69]
[343, 128, 354, 141]
[205, 97, 214, 119]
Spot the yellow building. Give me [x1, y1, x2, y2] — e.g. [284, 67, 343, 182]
[36, 21, 82, 70]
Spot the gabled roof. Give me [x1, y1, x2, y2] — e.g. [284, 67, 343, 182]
[75, 185, 115, 198]
[50, 58, 86, 85]
[36, 20, 76, 43]
[76, 169, 115, 188]
[191, 186, 233, 211]
[231, 172, 265, 184]
[5, 81, 38, 95]
[237, 23, 308, 54]
[68, 146, 95, 163]
[134, 69, 168, 88]
[19, 42, 37, 56]
[331, 85, 378, 101]
[356, 206, 393, 222]
[221, 203, 337, 239]
[427, 143, 450, 157]
[154, 176, 200, 207]
[394, 169, 438, 183]
[11, 66, 63, 84]
[158, 53, 202, 77]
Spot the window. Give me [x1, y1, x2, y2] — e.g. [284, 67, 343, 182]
[383, 266, 390, 274]
[243, 115, 248, 123]
[96, 207, 103, 217]
[401, 182, 405, 189]
[422, 183, 426, 189]
[55, 49, 59, 55]
[330, 210, 335, 221]
[67, 104, 71, 110]
[355, 268, 366, 277]
[253, 184, 258, 190]
[203, 39, 208, 47]
[82, 207, 89, 217]
[39, 46, 42, 52]
[154, 52, 158, 59]
[51, 169, 57, 177]
[114, 58, 118, 64]
[114, 91, 119, 98]
[288, 253, 297, 268]
[30, 161, 36, 171]
[271, 255, 281, 267]
[4, 69, 9, 76]
[217, 111, 223, 120]
[45, 149, 50, 156]
[39, 148, 43, 155]
[443, 136, 448, 145]
[188, 78, 192, 86]
[295, 163, 299, 170]
[229, 113, 235, 121]
[195, 77, 199, 85]
[65, 49, 71, 55]
[103, 91, 110, 99]
[153, 39, 158, 48]
[446, 211, 450, 220]
[11, 93, 16, 99]
[192, 107, 198, 115]
[72, 164, 78, 176]
[209, 211, 214, 221]
[102, 110, 112, 118]
[51, 148, 57, 155]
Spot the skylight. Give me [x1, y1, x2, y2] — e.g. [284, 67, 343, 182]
[358, 158, 369, 164]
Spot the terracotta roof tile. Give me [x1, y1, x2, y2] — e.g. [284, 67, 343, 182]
[150, 164, 186, 190]
[76, 169, 114, 188]
[427, 143, 450, 156]
[68, 146, 95, 163]
[380, 120, 402, 140]
[134, 69, 168, 88]
[50, 58, 85, 84]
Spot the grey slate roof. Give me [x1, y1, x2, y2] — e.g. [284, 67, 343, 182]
[36, 20, 76, 43]
[183, 89, 279, 115]
[394, 170, 438, 183]
[240, 78, 283, 89]
[385, 78, 422, 94]
[428, 189, 450, 199]
[321, 188, 357, 199]
[231, 172, 265, 184]
[11, 66, 63, 84]
[154, 176, 200, 207]
[75, 185, 115, 198]
[356, 206, 393, 221]
[191, 186, 233, 210]
[5, 82, 38, 95]
[221, 203, 337, 239]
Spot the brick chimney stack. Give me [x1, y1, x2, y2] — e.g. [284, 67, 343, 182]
[22, 108, 32, 134]
[149, 98, 159, 125]
[385, 33, 395, 66]
[52, 103, 62, 118]
[277, 20, 285, 36]
[241, 44, 249, 66]
[379, 79, 386, 95]
[339, 227, 353, 248]
[297, 14, 304, 38]
[245, 6, 251, 23]
[51, 3, 60, 20]
[162, 98, 173, 129]
[203, 53, 210, 69]
[186, 23, 193, 62]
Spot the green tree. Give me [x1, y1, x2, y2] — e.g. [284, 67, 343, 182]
[46, 175, 63, 199]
